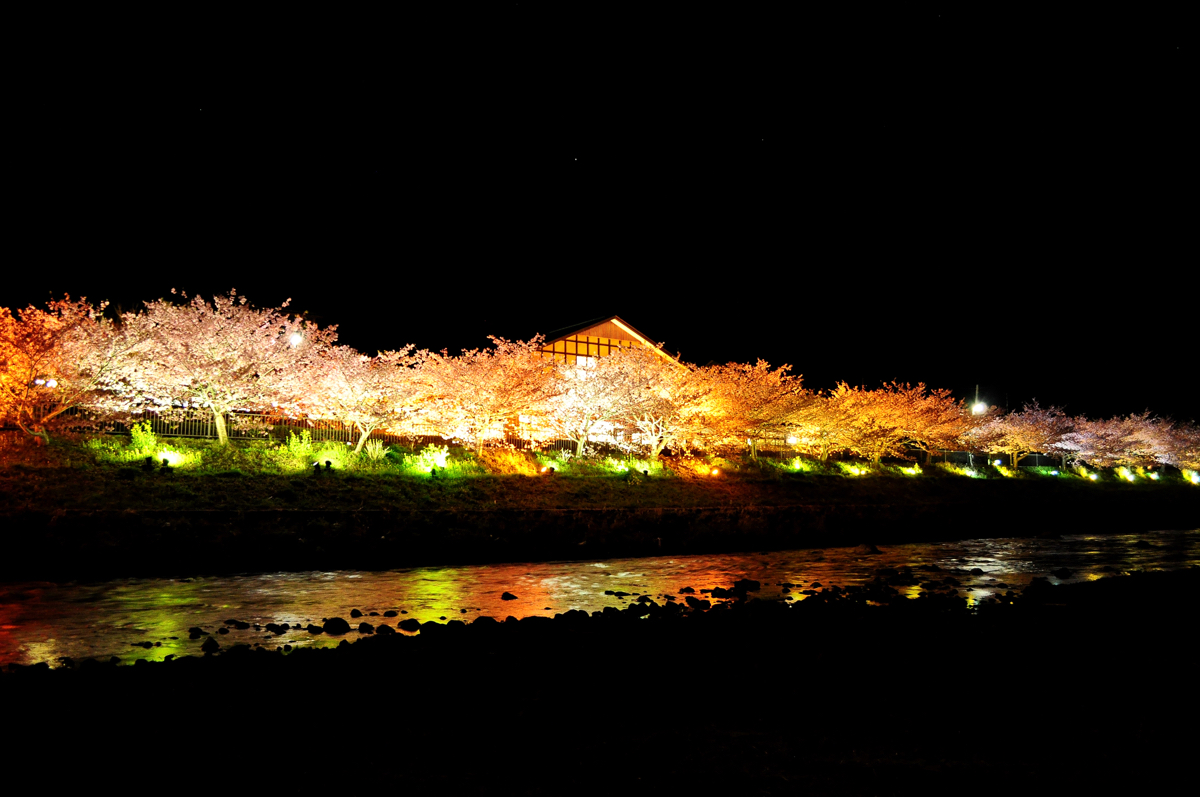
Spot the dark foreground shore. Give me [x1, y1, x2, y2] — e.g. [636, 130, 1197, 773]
[5, 479, 1199, 581]
[7, 567, 1197, 794]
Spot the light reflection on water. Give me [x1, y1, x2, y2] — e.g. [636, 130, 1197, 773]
[1, 528, 1196, 668]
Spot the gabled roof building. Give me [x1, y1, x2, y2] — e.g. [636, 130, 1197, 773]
[537, 315, 683, 367]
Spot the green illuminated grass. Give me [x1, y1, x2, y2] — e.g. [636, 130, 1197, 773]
[0, 434, 1196, 515]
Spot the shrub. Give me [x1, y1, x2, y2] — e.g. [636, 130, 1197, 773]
[313, 444, 356, 471]
[936, 463, 984, 478]
[284, 430, 314, 459]
[362, 439, 390, 463]
[130, 421, 158, 453]
[476, 447, 538, 476]
[835, 461, 871, 477]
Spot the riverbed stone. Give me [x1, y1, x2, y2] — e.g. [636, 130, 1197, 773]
[350, 609, 363, 618]
[375, 624, 395, 635]
[501, 592, 518, 600]
[398, 619, 421, 632]
[323, 617, 352, 635]
[201, 637, 220, 654]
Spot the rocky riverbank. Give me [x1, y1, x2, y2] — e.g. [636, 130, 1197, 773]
[5, 567, 1197, 793]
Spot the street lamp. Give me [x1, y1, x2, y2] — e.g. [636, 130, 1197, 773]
[971, 384, 987, 415]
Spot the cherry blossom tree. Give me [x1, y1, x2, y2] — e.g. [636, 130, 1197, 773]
[121, 290, 337, 445]
[0, 297, 145, 443]
[701, 360, 808, 460]
[884, 382, 973, 464]
[786, 388, 855, 462]
[1049, 413, 1164, 469]
[305, 344, 427, 453]
[543, 347, 657, 457]
[419, 336, 559, 453]
[783, 383, 968, 466]
[610, 346, 710, 460]
[966, 401, 1072, 467]
[1163, 421, 1200, 471]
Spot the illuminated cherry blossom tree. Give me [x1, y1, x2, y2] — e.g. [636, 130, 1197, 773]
[701, 360, 808, 460]
[543, 346, 656, 457]
[610, 345, 710, 460]
[122, 291, 337, 445]
[882, 382, 972, 464]
[966, 401, 1071, 467]
[786, 383, 968, 465]
[1163, 421, 1200, 471]
[419, 336, 559, 453]
[1048, 413, 1163, 469]
[0, 297, 144, 443]
[305, 344, 427, 453]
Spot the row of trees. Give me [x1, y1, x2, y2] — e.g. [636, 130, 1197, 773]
[967, 402, 1200, 471]
[2, 293, 1197, 471]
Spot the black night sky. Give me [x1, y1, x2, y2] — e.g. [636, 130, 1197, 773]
[7, 7, 1192, 422]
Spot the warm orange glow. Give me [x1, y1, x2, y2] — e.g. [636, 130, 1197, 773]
[609, 318, 686, 367]
[711, 468, 719, 476]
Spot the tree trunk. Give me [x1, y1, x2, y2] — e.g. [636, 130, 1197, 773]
[213, 410, 229, 445]
[575, 437, 587, 457]
[17, 418, 50, 446]
[748, 438, 758, 461]
[353, 423, 374, 454]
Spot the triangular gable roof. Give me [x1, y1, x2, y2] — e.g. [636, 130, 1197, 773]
[540, 315, 685, 367]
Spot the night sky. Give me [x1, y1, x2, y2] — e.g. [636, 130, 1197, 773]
[7, 8, 1192, 422]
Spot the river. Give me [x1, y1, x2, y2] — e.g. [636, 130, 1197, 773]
[2, 527, 1196, 667]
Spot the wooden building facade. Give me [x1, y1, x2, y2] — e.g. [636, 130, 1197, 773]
[537, 315, 682, 367]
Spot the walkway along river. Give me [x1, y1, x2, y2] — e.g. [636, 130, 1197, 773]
[2, 527, 1196, 667]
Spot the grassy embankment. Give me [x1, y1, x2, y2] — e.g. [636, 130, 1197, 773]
[1, 430, 1198, 580]
[3, 427, 1197, 513]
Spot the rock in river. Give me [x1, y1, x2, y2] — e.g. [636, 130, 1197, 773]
[322, 617, 352, 635]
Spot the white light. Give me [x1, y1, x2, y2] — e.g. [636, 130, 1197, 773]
[993, 460, 1002, 466]
[289, 332, 303, 347]
[1149, 473, 1159, 480]
[34, 378, 45, 385]
[1088, 474, 1098, 481]
[786, 436, 798, 445]
[971, 402, 988, 415]
[1050, 470, 1059, 475]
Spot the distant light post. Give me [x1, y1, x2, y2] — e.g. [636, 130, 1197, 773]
[971, 384, 987, 415]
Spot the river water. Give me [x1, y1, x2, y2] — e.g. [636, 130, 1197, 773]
[2, 528, 1196, 668]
